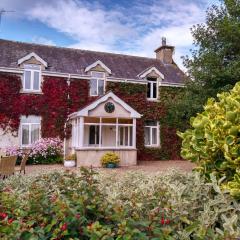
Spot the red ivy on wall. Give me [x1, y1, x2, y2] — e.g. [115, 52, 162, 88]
[106, 82, 181, 160]
[0, 73, 181, 160]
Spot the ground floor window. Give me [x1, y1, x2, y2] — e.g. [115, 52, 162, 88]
[20, 116, 41, 147]
[144, 120, 159, 147]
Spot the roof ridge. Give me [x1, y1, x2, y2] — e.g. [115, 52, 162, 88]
[0, 38, 160, 61]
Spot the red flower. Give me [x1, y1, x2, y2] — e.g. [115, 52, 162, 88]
[0, 212, 7, 220]
[161, 218, 165, 225]
[8, 218, 14, 224]
[60, 223, 67, 231]
[165, 219, 170, 225]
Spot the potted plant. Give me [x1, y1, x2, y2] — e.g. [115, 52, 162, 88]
[100, 152, 120, 168]
[64, 154, 76, 167]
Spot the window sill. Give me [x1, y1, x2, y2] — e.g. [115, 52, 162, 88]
[144, 145, 160, 148]
[75, 147, 137, 151]
[20, 90, 43, 95]
[147, 98, 159, 102]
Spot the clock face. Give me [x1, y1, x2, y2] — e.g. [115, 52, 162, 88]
[104, 102, 115, 113]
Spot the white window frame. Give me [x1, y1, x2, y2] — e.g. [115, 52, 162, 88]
[118, 126, 132, 147]
[144, 121, 160, 147]
[90, 71, 105, 96]
[20, 122, 41, 147]
[23, 64, 41, 92]
[147, 77, 158, 101]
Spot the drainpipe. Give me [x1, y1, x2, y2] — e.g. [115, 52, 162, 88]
[63, 74, 71, 159]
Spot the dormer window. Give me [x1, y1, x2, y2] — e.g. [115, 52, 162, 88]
[90, 71, 105, 96]
[23, 64, 41, 92]
[147, 77, 157, 100]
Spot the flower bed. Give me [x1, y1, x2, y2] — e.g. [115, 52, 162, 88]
[5, 137, 63, 164]
[0, 168, 239, 239]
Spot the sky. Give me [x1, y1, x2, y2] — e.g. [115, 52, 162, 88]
[0, 0, 219, 70]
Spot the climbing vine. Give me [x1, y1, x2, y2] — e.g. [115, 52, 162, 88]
[0, 73, 182, 160]
[106, 82, 182, 160]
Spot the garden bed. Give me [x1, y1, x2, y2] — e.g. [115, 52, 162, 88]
[0, 168, 239, 239]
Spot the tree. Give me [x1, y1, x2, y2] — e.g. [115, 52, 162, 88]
[165, 0, 240, 130]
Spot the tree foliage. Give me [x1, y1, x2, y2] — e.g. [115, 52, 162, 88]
[165, 0, 240, 130]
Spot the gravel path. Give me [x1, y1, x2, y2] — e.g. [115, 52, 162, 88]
[24, 161, 195, 176]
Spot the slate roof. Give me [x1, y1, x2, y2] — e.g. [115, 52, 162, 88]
[0, 39, 185, 84]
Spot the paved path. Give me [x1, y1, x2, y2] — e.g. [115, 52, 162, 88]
[24, 161, 195, 175]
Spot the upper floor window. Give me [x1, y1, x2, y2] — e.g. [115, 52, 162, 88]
[147, 77, 157, 100]
[23, 64, 41, 92]
[90, 71, 105, 96]
[144, 120, 159, 147]
[20, 116, 41, 147]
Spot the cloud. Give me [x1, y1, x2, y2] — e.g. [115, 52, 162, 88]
[31, 36, 56, 46]
[27, 0, 134, 52]
[4, 0, 216, 70]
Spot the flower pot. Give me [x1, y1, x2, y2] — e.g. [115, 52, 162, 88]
[106, 163, 117, 168]
[64, 160, 76, 167]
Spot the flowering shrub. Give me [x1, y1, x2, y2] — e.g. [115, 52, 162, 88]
[5, 146, 25, 158]
[65, 153, 76, 161]
[28, 138, 63, 164]
[0, 168, 239, 239]
[100, 152, 120, 167]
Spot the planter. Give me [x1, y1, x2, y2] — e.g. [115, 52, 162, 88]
[105, 163, 117, 168]
[64, 160, 76, 168]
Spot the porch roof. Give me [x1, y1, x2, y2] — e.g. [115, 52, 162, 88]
[69, 91, 142, 119]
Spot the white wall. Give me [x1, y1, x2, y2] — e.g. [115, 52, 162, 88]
[0, 128, 19, 156]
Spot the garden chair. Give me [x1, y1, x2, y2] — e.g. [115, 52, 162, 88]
[0, 156, 17, 179]
[15, 155, 28, 174]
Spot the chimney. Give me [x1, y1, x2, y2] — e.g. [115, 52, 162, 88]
[155, 37, 174, 64]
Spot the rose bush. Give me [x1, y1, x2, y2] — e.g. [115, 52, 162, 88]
[0, 168, 239, 239]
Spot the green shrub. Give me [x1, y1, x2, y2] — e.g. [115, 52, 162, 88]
[0, 168, 240, 239]
[100, 152, 120, 167]
[178, 82, 240, 195]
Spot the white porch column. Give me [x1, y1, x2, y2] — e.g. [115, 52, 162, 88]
[133, 118, 137, 148]
[76, 118, 79, 147]
[72, 119, 76, 147]
[99, 117, 102, 147]
[116, 118, 119, 147]
[79, 117, 84, 148]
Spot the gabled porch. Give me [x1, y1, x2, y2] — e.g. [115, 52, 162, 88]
[67, 92, 141, 167]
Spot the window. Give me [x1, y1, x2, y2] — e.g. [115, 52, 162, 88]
[147, 77, 157, 100]
[89, 125, 99, 145]
[119, 126, 133, 146]
[90, 71, 105, 96]
[20, 116, 41, 146]
[23, 64, 41, 92]
[144, 121, 159, 147]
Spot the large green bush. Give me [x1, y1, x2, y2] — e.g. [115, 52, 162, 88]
[0, 168, 240, 239]
[178, 82, 240, 198]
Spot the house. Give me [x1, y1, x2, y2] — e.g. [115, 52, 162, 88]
[0, 38, 185, 166]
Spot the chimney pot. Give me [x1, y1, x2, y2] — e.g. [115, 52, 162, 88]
[162, 37, 166, 46]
